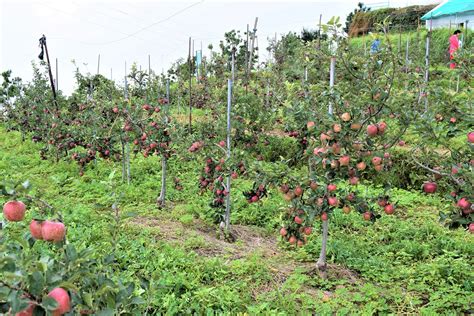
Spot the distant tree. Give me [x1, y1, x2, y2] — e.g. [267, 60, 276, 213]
[344, 2, 371, 33]
[300, 28, 327, 43]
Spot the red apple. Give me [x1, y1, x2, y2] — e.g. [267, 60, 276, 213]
[371, 156, 382, 166]
[280, 184, 289, 193]
[112, 107, 119, 113]
[341, 112, 351, 122]
[423, 182, 437, 194]
[279, 227, 288, 236]
[321, 212, 328, 221]
[3, 200, 26, 222]
[251, 195, 259, 203]
[297, 240, 305, 247]
[384, 204, 394, 215]
[294, 186, 303, 197]
[457, 198, 471, 209]
[468, 132, 474, 143]
[327, 184, 337, 192]
[377, 122, 387, 134]
[294, 216, 303, 224]
[339, 155, 350, 166]
[41, 221, 66, 242]
[288, 236, 297, 244]
[343, 205, 351, 214]
[218, 140, 226, 147]
[29, 220, 43, 240]
[47, 288, 70, 315]
[349, 177, 359, 185]
[367, 124, 378, 137]
[469, 223, 474, 234]
[303, 227, 312, 235]
[307, 121, 315, 130]
[328, 197, 338, 206]
[356, 161, 367, 171]
[16, 302, 36, 316]
[363, 212, 372, 221]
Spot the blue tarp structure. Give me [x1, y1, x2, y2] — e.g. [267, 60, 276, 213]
[421, 0, 474, 20]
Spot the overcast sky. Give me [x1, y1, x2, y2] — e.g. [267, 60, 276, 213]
[1, 0, 438, 95]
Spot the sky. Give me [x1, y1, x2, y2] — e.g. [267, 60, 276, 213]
[0, 0, 438, 95]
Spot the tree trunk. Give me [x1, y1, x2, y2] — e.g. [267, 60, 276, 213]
[157, 154, 167, 207]
[316, 219, 329, 279]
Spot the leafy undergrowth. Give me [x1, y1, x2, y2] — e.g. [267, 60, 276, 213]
[1, 127, 473, 314]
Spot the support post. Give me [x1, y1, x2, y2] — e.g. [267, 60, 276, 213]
[329, 57, 335, 115]
[188, 37, 192, 133]
[39, 35, 57, 110]
[55, 58, 58, 91]
[248, 17, 258, 73]
[224, 78, 232, 231]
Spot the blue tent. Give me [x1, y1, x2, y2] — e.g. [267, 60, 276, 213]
[421, 0, 474, 20]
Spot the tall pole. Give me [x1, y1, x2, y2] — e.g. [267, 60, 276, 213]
[188, 37, 192, 133]
[405, 35, 410, 72]
[224, 78, 232, 230]
[423, 17, 432, 111]
[124, 61, 128, 100]
[245, 23, 249, 84]
[97, 54, 100, 75]
[318, 14, 322, 50]
[148, 54, 151, 76]
[248, 17, 258, 73]
[329, 57, 335, 115]
[110, 68, 113, 81]
[39, 35, 57, 109]
[231, 46, 235, 83]
[55, 58, 58, 91]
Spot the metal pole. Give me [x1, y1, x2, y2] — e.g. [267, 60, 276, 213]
[231, 47, 235, 83]
[166, 78, 170, 103]
[405, 35, 409, 71]
[55, 58, 58, 91]
[245, 23, 249, 76]
[40, 35, 57, 107]
[329, 57, 335, 115]
[188, 37, 192, 133]
[248, 17, 258, 73]
[110, 68, 113, 81]
[124, 61, 128, 100]
[224, 78, 232, 230]
[423, 18, 432, 110]
[97, 54, 100, 75]
[148, 54, 151, 76]
[318, 14, 322, 49]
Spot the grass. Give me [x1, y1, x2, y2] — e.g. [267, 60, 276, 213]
[1, 125, 473, 314]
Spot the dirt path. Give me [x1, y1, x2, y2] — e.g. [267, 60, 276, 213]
[129, 216, 361, 287]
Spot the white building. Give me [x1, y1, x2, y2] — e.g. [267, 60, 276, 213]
[421, 0, 474, 30]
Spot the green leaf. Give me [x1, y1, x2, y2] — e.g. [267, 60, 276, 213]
[28, 271, 44, 296]
[83, 292, 94, 308]
[41, 296, 59, 311]
[96, 308, 115, 316]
